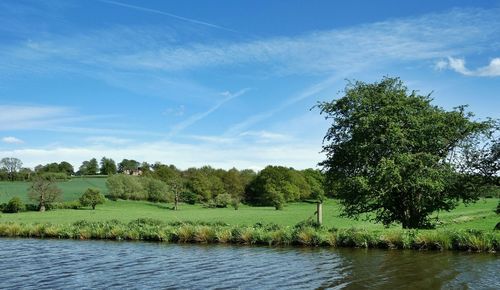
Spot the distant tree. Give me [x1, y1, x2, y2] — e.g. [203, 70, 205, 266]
[222, 168, 246, 200]
[28, 176, 62, 212]
[118, 159, 140, 174]
[79, 188, 106, 210]
[100, 157, 117, 175]
[140, 162, 151, 174]
[150, 164, 185, 209]
[79, 158, 99, 175]
[317, 77, 490, 228]
[58, 161, 74, 176]
[87, 158, 98, 175]
[0, 157, 23, 181]
[246, 166, 310, 210]
[18, 168, 33, 181]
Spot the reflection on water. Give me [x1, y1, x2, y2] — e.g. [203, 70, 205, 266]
[0, 238, 498, 289]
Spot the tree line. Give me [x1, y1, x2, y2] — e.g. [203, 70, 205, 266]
[106, 164, 326, 210]
[0, 157, 151, 180]
[0, 156, 328, 210]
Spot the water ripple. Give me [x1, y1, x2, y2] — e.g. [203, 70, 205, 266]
[0, 238, 498, 289]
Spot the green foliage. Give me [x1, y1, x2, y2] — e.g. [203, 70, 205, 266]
[140, 177, 172, 202]
[28, 176, 62, 211]
[106, 174, 144, 200]
[0, 157, 23, 181]
[3, 197, 25, 213]
[79, 188, 106, 210]
[35, 161, 74, 176]
[317, 77, 490, 228]
[0, 218, 497, 252]
[78, 158, 99, 175]
[246, 165, 311, 209]
[38, 172, 69, 181]
[118, 159, 140, 174]
[100, 157, 117, 175]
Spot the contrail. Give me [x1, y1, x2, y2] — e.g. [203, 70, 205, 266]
[98, 0, 238, 33]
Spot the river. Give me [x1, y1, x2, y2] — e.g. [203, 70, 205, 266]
[0, 238, 498, 289]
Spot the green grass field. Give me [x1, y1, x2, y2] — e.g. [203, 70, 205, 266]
[0, 177, 108, 203]
[0, 195, 498, 230]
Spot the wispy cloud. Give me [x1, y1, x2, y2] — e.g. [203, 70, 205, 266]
[226, 75, 342, 135]
[436, 57, 500, 77]
[0, 105, 70, 130]
[169, 88, 250, 136]
[3, 7, 499, 78]
[1, 136, 24, 144]
[97, 0, 237, 33]
[85, 136, 132, 145]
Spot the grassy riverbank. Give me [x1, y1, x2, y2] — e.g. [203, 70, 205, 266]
[0, 198, 498, 230]
[0, 219, 498, 252]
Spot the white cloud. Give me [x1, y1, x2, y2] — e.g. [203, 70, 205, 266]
[436, 57, 500, 77]
[1, 136, 24, 144]
[0, 139, 324, 170]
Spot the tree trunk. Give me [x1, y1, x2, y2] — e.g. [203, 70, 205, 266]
[39, 204, 46, 212]
[92, 204, 96, 210]
[174, 192, 179, 211]
[316, 202, 323, 225]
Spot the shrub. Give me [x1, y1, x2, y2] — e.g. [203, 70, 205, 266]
[3, 197, 25, 213]
[181, 191, 197, 205]
[106, 174, 144, 200]
[79, 188, 106, 210]
[48, 201, 82, 210]
[214, 193, 232, 208]
[140, 177, 172, 202]
[38, 172, 69, 181]
[231, 198, 240, 210]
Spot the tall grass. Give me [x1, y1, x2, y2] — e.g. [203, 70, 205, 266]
[0, 219, 498, 252]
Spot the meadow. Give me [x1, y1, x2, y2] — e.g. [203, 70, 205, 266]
[0, 177, 108, 203]
[0, 177, 497, 231]
[0, 178, 498, 251]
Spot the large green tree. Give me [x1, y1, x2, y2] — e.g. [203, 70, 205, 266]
[246, 166, 310, 210]
[100, 157, 117, 175]
[79, 158, 99, 175]
[317, 77, 489, 228]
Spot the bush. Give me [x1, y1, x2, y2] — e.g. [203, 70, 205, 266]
[140, 177, 172, 202]
[106, 174, 144, 200]
[181, 191, 197, 205]
[79, 188, 106, 210]
[231, 198, 240, 210]
[38, 172, 69, 181]
[3, 197, 25, 213]
[214, 193, 232, 208]
[496, 200, 500, 214]
[47, 201, 82, 210]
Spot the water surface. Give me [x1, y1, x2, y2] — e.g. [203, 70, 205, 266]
[0, 238, 498, 289]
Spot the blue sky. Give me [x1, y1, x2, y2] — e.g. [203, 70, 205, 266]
[1, 0, 499, 170]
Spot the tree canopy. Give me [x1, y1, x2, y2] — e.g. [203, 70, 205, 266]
[317, 77, 491, 228]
